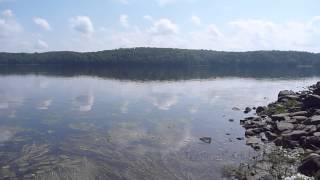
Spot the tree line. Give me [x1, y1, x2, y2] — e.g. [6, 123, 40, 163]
[0, 47, 319, 68]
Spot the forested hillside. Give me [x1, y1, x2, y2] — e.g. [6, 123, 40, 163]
[0, 48, 319, 68]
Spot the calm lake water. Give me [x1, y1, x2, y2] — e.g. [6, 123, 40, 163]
[0, 67, 319, 179]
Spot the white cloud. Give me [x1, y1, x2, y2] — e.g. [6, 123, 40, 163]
[206, 24, 222, 37]
[33, 17, 51, 31]
[156, 0, 176, 6]
[35, 39, 48, 49]
[60, 17, 320, 52]
[149, 18, 179, 35]
[143, 15, 153, 21]
[191, 15, 201, 26]
[226, 19, 312, 50]
[119, 14, 129, 28]
[70, 16, 94, 36]
[2, 9, 12, 17]
[114, 0, 128, 4]
[3, 10, 320, 53]
[0, 15, 23, 38]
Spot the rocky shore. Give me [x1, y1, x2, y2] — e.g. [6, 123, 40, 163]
[240, 81, 320, 178]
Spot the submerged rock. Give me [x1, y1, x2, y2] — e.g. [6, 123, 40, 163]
[232, 107, 241, 111]
[228, 119, 234, 122]
[244, 107, 252, 114]
[199, 137, 212, 144]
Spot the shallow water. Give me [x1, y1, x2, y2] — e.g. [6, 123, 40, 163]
[0, 70, 319, 179]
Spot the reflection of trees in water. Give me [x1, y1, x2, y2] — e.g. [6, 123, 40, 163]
[0, 65, 319, 81]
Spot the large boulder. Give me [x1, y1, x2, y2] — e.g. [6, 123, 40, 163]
[244, 107, 252, 114]
[275, 122, 294, 132]
[304, 115, 320, 125]
[282, 130, 308, 141]
[298, 153, 320, 177]
[291, 116, 308, 123]
[256, 106, 267, 114]
[290, 111, 308, 117]
[278, 90, 295, 98]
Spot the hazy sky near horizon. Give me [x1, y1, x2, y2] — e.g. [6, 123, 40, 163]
[0, 0, 320, 52]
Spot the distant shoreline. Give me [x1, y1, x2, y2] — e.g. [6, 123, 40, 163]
[0, 48, 319, 67]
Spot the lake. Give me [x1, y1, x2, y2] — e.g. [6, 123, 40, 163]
[0, 66, 319, 179]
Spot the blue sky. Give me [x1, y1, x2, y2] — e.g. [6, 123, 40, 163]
[0, 0, 320, 52]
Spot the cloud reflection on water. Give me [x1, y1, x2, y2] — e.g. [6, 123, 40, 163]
[150, 93, 178, 110]
[37, 99, 52, 110]
[73, 94, 95, 112]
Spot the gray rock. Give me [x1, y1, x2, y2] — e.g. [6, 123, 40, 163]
[282, 130, 308, 141]
[298, 153, 320, 177]
[245, 129, 256, 136]
[274, 137, 299, 148]
[228, 119, 234, 122]
[260, 133, 268, 142]
[246, 137, 261, 146]
[199, 137, 212, 144]
[244, 107, 252, 114]
[291, 116, 308, 123]
[313, 109, 320, 115]
[278, 90, 295, 98]
[271, 113, 290, 121]
[314, 82, 320, 95]
[314, 132, 320, 136]
[256, 106, 267, 114]
[245, 128, 264, 136]
[304, 115, 320, 125]
[304, 125, 317, 134]
[242, 120, 266, 129]
[276, 122, 294, 132]
[284, 118, 297, 124]
[232, 107, 241, 111]
[295, 124, 306, 130]
[265, 131, 277, 141]
[284, 95, 299, 100]
[290, 111, 308, 117]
